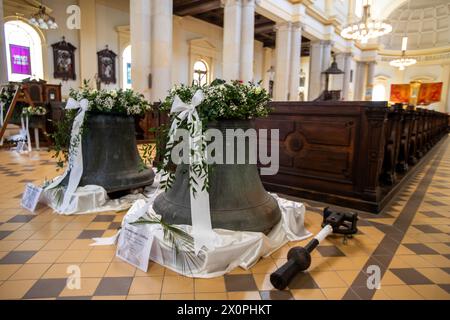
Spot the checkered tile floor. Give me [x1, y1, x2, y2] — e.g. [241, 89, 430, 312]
[0, 137, 449, 300]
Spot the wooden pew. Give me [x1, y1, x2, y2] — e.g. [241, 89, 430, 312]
[380, 105, 403, 186]
[256, 101, 448, 213]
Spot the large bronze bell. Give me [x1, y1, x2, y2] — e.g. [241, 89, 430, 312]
[75, 112, 154, 193]
[153, 119, 281, 233]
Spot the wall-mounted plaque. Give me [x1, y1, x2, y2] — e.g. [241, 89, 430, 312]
[51, 37, 77, 81]
[97, 46, 117, 85]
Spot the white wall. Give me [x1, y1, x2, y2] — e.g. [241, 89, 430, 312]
[172, 16, 265, 86]
[172, 16, 224, 85]
[42, 0, 80, 98]
[95, 1, 129, 90]
[40, 0, 130, 96]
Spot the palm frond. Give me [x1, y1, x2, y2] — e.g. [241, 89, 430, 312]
[47, 186, 65, 206]
[131, 215, 204, 275]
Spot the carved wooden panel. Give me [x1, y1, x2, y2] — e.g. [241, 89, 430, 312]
[257, 115, 357, 183]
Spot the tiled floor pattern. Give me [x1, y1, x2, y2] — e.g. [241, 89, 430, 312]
[0, 138, 449, 300]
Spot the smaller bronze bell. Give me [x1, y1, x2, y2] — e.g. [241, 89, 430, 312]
[68, 112, 155, 193]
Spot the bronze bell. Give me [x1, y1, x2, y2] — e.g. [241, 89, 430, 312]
[153, 119, 281, 233]
[74, 112, 154, 193]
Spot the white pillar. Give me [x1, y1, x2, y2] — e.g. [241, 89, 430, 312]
[288, 22, 302, 101]
[0, 0, 7, 84]
[79, 0, 97, 86]
[354, 61, 366, 101]
[338, 52, 352, 100]
[365, 61, 376, 101]
[308, 41, 324, 100]
[240, 0, 256, 82]
[222, 0, 242, 81]
[151, 0, 173, 102]
[440, 64, 450, 113]
[130, 0, 152, 100]
[274, 22, 292, 101]
[321, 40, 332, 93]
[262, 47, 273, 91]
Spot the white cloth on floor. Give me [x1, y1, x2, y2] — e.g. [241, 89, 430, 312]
[40, 174, 160, 215]
[93, 192, 311, 278]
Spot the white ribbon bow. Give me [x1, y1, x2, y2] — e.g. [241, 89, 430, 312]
[165, 90, 204, 159]
[165, 90, 217, 254]
[46, 98, 89, 212]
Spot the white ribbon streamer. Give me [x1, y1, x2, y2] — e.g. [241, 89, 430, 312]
[164, 90, 216, 254]
[0, 101, 4, 146]
[20, 114, 32, 152]
[45, 98, 89, 212]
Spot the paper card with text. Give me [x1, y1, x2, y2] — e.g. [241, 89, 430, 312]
[21, 183, 43, 213]
[116, 223, 153, 272]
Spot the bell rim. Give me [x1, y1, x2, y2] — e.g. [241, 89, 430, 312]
[155, 191, 277, 212]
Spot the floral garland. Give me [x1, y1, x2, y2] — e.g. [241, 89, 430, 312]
[22, 105, 48, 116]
[69, 81, 151, 116]
[151, 79, 272, 192]
[160, 79, 271, 122]
[0, 86, 15, 115]
[51, 81, 152, 169]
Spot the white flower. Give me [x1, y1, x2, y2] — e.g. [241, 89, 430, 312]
[104, 97, 114, 110]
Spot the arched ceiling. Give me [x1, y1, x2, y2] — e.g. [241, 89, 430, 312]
[381, 0, 450, 51]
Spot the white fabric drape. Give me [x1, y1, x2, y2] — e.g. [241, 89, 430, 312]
[44, 98, 89, 212]
[91, 192, 311, 278]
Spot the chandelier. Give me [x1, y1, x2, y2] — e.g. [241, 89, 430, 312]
[390, 37, 417, 70]
[29, 6, 58, 30]
[341, 3, 392, 44]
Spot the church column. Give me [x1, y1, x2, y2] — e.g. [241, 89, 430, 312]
[151, 0, 173, 102]
[320, 40, 333, 93]
[262, 47, 273, 91]
[365, 61, 376, 101]
[441, 63, 450, 113]
[0, 0, 7, 84]
[288, 22, 302, 101]
[79, 0, 97, 86]
[274, 22, 292, 101]
[308, 41, 324, 100]
[338, 52, 352, 100]
[354, 61, 366, 101]
[130, 0, 152, 100]
[222, 0, 242, 81]
[240, 0, 256, 82]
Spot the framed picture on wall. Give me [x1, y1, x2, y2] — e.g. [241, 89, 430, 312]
[51, 37, 77, 81]
[97, 46, 117, 85]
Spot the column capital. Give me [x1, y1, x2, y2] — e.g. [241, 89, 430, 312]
[291, 21, 304, 30]
[221, 0, 242, 7]
[320, 40, 334, 47]
[309, 41, 322, 50]
[274, 21, 292, 32]
[336, 51, 353, 58]
[242, 0, 260, 6]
